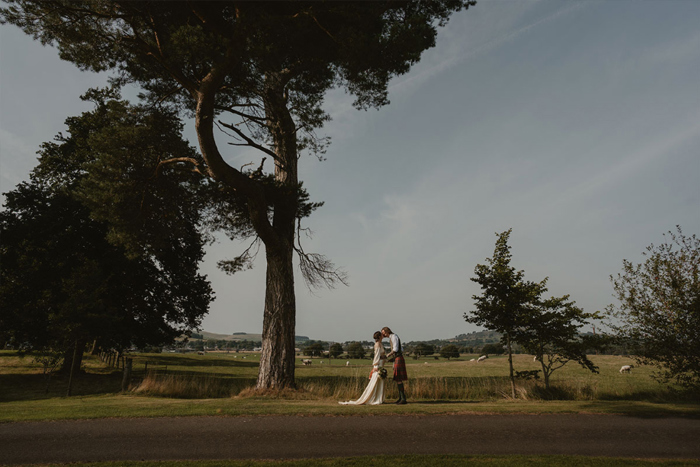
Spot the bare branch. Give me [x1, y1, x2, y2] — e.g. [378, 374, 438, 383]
[219, 120, 282, 164]
[217, 238, 262, 275]
[295, 219, 348, 291]
[215, 105, 267, 125]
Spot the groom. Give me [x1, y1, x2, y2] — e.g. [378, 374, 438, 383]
[382, 326, 407, 404]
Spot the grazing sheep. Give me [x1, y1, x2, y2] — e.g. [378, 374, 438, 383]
[302, 359, 312, 366]
[620, 365, 633, 374]
[477, 355, 488, 363]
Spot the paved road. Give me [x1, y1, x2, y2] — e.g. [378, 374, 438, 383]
[1, 414, 699, 464]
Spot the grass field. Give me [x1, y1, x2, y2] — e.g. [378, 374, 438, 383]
[1, 350, 698, 422]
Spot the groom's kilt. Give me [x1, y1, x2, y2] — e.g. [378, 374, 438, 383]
[393, 355, 408, 382]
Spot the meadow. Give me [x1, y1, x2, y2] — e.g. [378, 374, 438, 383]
[1, 350, 698, 422]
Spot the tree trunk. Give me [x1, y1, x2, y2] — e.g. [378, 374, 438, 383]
[60, 339, 85, 375]
[195, 63, 300, 390]
[506, 334, 516, 398]
[255, 72, 299, 390]
[256, 244, 297, 389]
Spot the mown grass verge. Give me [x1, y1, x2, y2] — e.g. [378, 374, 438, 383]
[2, 393, 699, 423]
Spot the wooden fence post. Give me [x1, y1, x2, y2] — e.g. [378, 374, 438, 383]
[121, 358, 133, 392]
[66, 339, 78, 397]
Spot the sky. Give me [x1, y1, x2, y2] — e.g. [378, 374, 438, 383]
[1, 0, 699, 343]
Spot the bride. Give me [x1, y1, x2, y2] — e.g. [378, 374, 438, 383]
[339, 331, 386, 405]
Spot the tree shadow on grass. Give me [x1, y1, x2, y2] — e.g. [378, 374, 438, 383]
[131, 354, 259, 368]
[0, 372, 123, 402]
[0, 370, 257, 402]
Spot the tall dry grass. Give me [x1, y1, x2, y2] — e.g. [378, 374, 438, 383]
[129, 357, 699, 402]
[131, 372, 611, 401]
[131, 371, 255, 398]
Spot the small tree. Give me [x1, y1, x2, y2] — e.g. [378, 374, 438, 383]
[607, 227, 700, 388]
[465, 229, 545, 398]
[414, 343, 435, 357]
[346, 342, 366, 360]
[329, 343, 343, 359]
[303, 343, 324, 357]
[518, 295, 600, 389]
[440, 344, 460, 360]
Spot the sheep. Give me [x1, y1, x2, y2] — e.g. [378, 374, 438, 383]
[346, 361, 350, 366]
[302, 359, 312, 366]
[477, 355, 488, 363]
[620, 365, 633, 374]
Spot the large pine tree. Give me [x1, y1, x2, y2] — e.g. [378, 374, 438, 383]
[2, 1, 476, 389]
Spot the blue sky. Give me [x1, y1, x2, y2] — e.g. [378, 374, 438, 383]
[1, 0, 699, 342]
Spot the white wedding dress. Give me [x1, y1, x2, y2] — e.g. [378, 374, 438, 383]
[339, 341, 385, 405]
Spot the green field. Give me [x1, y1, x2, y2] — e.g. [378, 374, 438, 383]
[1, 350, 698, 422]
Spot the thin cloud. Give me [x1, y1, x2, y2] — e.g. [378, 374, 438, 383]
[390, 1, 589, 97]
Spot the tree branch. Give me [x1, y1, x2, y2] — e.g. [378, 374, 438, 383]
[155, 157, 209, 178]
[219, 120, 283, 165]
[294, 219, 348, 291]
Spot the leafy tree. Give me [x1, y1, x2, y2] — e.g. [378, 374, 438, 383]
[518, 296, 600, 389]
[607, 227, 700, 388]
[346, 342, 366, 360]
[303, 343, 325, 357]
[1, 0, 475, 390]
[465, 229, 546, 398]
[481, 343, 505, 355]
[0, 94, 212, 376]
[440, 344, 460, 360]
[414, 343, 435, 357]
[329, 343, 344, 359]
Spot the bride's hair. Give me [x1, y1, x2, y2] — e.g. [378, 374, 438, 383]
[373, 331, 382, 342]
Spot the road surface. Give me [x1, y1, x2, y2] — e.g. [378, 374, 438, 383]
[1, 414, 699, 464]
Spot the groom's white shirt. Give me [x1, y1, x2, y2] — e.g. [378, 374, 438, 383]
[389, 333, 400, 353]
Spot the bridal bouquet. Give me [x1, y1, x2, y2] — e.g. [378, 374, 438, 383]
[378, 368, 388, 379]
